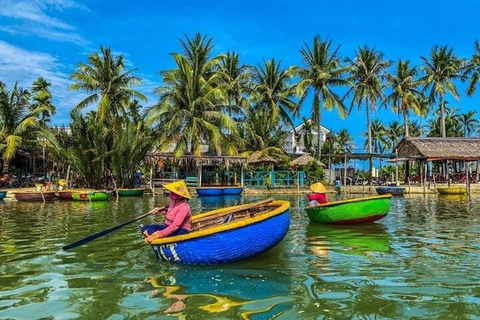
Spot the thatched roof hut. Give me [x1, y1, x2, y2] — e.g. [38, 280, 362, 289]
[291, 153, 326, 167]
[247, 151, 278, 165]
[145, 153, 248, 168]
[396, 137, 480, 161]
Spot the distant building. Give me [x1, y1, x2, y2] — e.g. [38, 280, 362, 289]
[284, 119, 330, 155]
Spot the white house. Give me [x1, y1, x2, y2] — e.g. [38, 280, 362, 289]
[284, 119, 330, 155]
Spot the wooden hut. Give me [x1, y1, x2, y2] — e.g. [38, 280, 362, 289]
[396, 137, 480, 195]
[145, 153, 248, 189]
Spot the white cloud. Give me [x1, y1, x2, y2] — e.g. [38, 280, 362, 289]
[0, 40, 85, 124]
[0, 0, 89, 45]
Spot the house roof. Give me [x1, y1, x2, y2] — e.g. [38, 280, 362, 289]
[290, 153, 326, 167]
[247, 151, 278, 164]
[145, 153, 248, 167]
[396, 137, 480, 161]
[289, 119, 330, 134]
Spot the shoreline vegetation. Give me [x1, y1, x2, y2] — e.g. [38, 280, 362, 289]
[1, 34, 480, 189]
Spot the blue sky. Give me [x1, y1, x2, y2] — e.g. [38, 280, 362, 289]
[1, 0, 479, 151]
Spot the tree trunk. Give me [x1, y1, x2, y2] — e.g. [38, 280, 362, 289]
[2, 158, 9, 174]
[366, 98, 373, 190]
[317, 93, 322, 162]
[440, 96, 446, 137]
[404, 110, 409, 137]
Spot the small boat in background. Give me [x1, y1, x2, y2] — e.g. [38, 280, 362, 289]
[14, 191, 57, 201]
[0, 191, 7, 200]
[437, 186, 467, 195]
[146, 198, 290, 265]
[117, 188, 144, 197]
[58, 189, 94, 200]
[305, 194, 392, 225]
[71, 190, 112, 201]
[376, 186, 406, 196]
[196, 186, 243, 196]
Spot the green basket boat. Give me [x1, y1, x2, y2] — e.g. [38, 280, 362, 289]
[71, 190, 112, 201]
[117, 188, 144, 197]
[305, 194, 392, 224]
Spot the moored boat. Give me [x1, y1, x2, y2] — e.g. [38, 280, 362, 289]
[0, 191, 6, 200]
[196, 187, 223, 196]
[437, 186, 467, 195]
[71, 190, 112, 201]
[117, 188, 144, 197]
[58, 189, 94, 200]
[305, 194, 392, 224]
[376, 186, 406, 196]
[196, 186, 243, 196]
[146, 199, 290, 265]
[13, 191, 57, 201]
[222, 186, 243, 195]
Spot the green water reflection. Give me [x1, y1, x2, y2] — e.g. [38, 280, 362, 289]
[1, 194, 480, 319]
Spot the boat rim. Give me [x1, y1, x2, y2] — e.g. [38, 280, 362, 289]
[13, 190, 57, 194]
[149, 200, 290, 245]
[306, 194, 392, 209]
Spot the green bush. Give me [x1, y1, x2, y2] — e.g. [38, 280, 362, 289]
[304, 161, 325, 185]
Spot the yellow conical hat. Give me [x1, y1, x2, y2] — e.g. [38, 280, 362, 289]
[310, 182, 326, 193]
[163, 180, 192, 199]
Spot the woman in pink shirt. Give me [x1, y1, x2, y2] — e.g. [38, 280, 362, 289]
[141, 180, 192, 243]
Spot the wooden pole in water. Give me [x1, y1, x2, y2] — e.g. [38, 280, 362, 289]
[423, 161, 427, 195]
[466, 161, 471, 201]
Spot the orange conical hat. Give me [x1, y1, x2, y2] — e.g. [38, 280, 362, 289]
[310, 182, 327, 193]
[163, 180, 192, 199]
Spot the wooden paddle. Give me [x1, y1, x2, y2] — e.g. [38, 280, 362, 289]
[193, 198, 274, 224]
[62, 206, 166, 250]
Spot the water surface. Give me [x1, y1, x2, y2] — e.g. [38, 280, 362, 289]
[1, 194, 479, 319]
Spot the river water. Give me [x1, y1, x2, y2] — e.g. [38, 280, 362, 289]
[0, 194, 479, 319]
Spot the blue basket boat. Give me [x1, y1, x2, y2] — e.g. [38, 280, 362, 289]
[196, 186, 243, 196]
[222, 187, 243, 195]
[196, 187, 224, 196]
[376, 186, 406, 196]
[146, 199, 290, 265]
[0, 191, 7, 200]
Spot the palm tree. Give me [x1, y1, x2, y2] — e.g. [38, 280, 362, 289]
[459, 110, 479, 137]
[145, 33, 237, 157]
[31, 77, 56, 126]
[420, 45, 463, 137]
[0, 82, 45, 173]
[71, 46, 146, 122]
[345, 46, 391, 184]
[297, 116, 315, 155]
[463, 40, 480, 96]
[336, 129, 353, 186]
[250, 58, 298, 129]
[414, 97, 431, 137]
[384, 60, 423, 137]
[217, 51, 251, 116]
[427, 106, 463, 137]
[386, 121, 404, 152]
[362, 119, 389, 154]
[408, 120, 421, 137]
[295, 36, 350, 162]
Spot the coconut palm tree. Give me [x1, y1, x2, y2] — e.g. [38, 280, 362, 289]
[345, 46, 391, 184]
[336, 129, 354, 186]
[295, 36, 350, 161]
[420, 45, 463, 137]
[427, 106, 463, 137]
[250, 58, 298, 129]
[296, 116, 315, 155]
[414, 97, 431, 137]
[217, 51, 251, 116]
[386, 121, 404, 152]
[71, 46, 146, 122]
[408, 120, 421, 137]
[362, 119, 389, 154]
[30, 77, 56, 126]
[384, 60, 423, 137]
[0, 82, 46, 173]
[459, 110, 479, 137]
[463, 39, 480, 96]
[145, 33, 237, 157]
